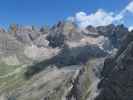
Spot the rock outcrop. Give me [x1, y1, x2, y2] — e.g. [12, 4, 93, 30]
[91, 31, 133, 100]
[25, 44, 107, 78]
[0, 22, 131, 100]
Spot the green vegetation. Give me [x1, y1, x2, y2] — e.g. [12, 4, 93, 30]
[0, 63, 20, 76]
[0, 63, 27, 92]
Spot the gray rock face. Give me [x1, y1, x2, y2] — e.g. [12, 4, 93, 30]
[47, 21, 83, 48]
[94, 31, 133, 100]
[0, 32, 23, 56]
[65, 58, 105, 100]
[15, 27, 41, 45]
[0, 27, 5, 32]
[1, 66, 80, 100]
[0, 22, 131, 100]
[96, 24, 129, 48]
[33, 34, 49, 47]
[25, 44, 108, 78]
[9, 24, 42, 45]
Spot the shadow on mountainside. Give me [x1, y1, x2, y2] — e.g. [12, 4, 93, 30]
[24, 44, 108, 78]
[94, 31, 133, 100]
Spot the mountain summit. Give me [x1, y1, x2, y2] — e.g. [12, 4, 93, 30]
[0, 21, 131, 100]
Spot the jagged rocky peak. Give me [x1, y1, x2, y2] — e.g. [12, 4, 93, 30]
[9, 24, 40, 33]
[86, 25, 97, 32]
[40, 25, 50, 34]
[83, 25, 99, 36]
[9, 24, 18, 34]
[96, 24, 115, 36]
[94, 24, 129, 48]
[0, 21, 132, 100]
[0, 30, 23, 56]
[47, 22, 130, 56]
[53, 21, 82, 36]
[8, 24, 41, 45]
[0, 27, 5, 32]
[89, 31, 133, 100]
[0, 22, 129, 60]
[4, 22, 129, 50]
[90, 24, 129, 38]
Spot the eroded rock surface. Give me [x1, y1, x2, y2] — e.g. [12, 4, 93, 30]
[0, 22, 130, 100]
[92, 31, 133, 100]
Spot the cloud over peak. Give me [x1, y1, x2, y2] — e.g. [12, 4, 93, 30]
[68, 9, 123, 28]
[126, 1, 133, 13]
[67, 1, 133, 29]
[129, 26, 133, 31]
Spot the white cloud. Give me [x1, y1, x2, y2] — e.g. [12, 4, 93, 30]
[67, 1, 133, 29]
[67, 16, 75, 22]
[126, 1, 133, 13]
[129, 26, 133, 31]
[68, 9, 123, 28]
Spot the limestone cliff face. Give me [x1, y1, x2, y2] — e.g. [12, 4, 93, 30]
[0, 22, 130, 100]
[0, 22, 128, 65]
[90, 31, 133, 100]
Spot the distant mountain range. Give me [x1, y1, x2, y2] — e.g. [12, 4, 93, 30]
[0, 21, 132, 100]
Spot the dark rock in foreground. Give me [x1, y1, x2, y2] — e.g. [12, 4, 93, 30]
[94, 31, 133, 100]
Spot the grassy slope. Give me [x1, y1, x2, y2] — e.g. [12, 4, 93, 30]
[0, 58, 100, 100]
[0, 63, 27, 93]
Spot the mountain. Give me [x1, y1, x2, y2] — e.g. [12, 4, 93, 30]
[90, 30, 133, 100]
[0, 21, 131, 100]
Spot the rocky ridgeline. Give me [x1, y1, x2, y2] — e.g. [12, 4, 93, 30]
[88, 31, 133, 100]
[62, 29, 133, 100]
[0, 21, 131, 100]
[22, 22, 129, 77]
[1, 22, 129, 48]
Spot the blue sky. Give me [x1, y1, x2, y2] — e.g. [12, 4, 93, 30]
[0, 0, 132, 28]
